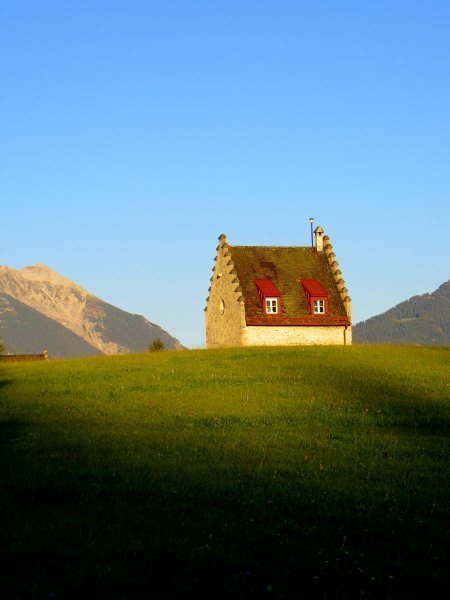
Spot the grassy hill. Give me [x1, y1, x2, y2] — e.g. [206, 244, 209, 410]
[1, 346, 449, 598]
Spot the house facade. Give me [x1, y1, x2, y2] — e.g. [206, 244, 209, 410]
[205, 228, 352, 348]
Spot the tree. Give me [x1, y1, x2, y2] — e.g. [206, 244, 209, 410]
[0, 337, 4, 356]
[149, 337, 165, 352]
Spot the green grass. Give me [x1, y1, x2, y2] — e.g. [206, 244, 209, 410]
[1, 345, 449, 598]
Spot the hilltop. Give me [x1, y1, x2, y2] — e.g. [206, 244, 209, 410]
[354, 280, 450, 345]
[0, 264, 183, 357]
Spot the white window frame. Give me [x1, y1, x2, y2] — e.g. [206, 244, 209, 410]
[265, 297, 278, 314]
[313, 299, 325, 314]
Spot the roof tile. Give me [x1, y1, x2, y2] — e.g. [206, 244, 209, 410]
[229, 245, 348, 323]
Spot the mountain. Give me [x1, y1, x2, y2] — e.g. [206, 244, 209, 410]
[0, 293, 104, 357]
[0, 264, 183, 357]
[353, 280, 450, 346]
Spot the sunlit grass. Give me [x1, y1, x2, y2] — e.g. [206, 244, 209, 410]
[1, 345, 449, 598]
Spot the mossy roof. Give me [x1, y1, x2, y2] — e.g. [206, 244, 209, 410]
[229, 245, 348, 322]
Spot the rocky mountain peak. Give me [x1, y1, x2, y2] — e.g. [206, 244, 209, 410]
[1, 263, 91, 295]
[0, 263, 183, 356]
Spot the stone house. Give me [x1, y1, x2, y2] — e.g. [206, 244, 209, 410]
[205, 228, 351, 348]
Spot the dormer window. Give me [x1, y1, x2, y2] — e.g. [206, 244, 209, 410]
[301, 279, 328, 315]
[255, 279, 281, 315]
[265, 298, 278, 314]
[313, 299, 325, 314]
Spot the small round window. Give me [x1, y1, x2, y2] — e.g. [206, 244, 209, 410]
[219, 300, 225, 315]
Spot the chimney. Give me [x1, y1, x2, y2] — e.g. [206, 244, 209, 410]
[314, 226, 324, 252]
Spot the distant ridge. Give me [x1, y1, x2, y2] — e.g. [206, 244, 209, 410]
[353, 280, 450, 346]
[0, 264, 183, 357]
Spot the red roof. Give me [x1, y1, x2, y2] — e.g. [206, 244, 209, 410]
[255, 279, 281, 297]
[301, 279, 328, 297]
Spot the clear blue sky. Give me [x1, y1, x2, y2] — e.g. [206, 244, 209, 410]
[1, 1, 449, 347]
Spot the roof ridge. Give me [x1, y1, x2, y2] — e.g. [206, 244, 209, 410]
[229, 245, 313, 249]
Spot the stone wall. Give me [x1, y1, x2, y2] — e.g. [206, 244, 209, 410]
[205, 235, 245, 348]
[243, 325, 351, 346]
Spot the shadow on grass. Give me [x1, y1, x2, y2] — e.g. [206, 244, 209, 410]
[0, 354, 448, 599]
[303, 359, 450, 438]
[0, 422, 448, 599]
[0, 418, 28, 445]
